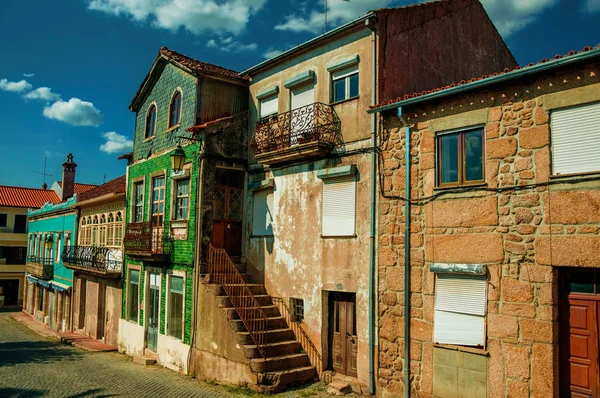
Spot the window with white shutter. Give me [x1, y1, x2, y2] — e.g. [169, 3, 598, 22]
[259, 94, 278, 120]
[322, 175, 356, 236]
[551, 101, 600, 175]
[433, 274, 487, 347]
[252, 188, 274, 236]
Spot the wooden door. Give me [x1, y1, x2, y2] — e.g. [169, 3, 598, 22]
[331, 293, 358, 378]
[561, 270, 600, 397]
[211, 169, 244, 257]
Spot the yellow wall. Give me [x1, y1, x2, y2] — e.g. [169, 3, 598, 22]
[0, 205, 28, 247]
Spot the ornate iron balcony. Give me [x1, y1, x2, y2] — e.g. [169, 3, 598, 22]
[251, 102, 339, 165]
[26, 256, 53, 280]
[124, 221, 172, 261]
[62, 245, 122, 277]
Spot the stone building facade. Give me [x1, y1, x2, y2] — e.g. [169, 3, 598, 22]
[370, 46, 600, 397]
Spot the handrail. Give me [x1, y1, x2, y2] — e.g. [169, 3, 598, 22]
[207, 244, 269, 359]
[62, 245, 122, 272]
[272, 297, 323, 378]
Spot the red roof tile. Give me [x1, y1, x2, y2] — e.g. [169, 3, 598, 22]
[0, 185, 60, 208]
[371, 43, 600, 110]
[57, 182, 98, 194]
[160, 47, 249, 82]
[77, 175, 126, 203]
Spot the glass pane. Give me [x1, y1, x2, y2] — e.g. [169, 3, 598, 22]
[178, 179, 189, 196]
[334, 78, 346, 102]
[168, 291, 183, 339]
[440, 134, 459, 184]
[569, 272, 594, 294]
[464, 129, 483, 181]
[130, 269, 140, 284]
[171, 276, 184, 294]
[349, 74, 359, 98]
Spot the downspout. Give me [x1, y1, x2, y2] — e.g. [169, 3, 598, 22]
[398, 107, 411, 398]
[368, 20, 377, 396]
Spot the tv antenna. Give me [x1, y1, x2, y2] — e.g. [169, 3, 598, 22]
[324, 0, 350, 33]
[33, 157, 53, 188]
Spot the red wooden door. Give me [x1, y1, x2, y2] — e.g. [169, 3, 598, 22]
[211, 169, 244, 257]
[331, 293, 358, 377]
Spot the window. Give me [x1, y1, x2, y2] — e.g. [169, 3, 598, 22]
[169, 90, 182, 128]
[433, 274, 487, 347]
[174, 178, 190, 220]
[14, 214, 27, 233]
[145, 104, 157, 139]
[252, 188, 274, 236]
[322, 175, 356, 237]
[128, 269, 140, 322]
[290, 298, 304, 322]
[332, 65, 359, 103]
[551, 101, 600, 175]
[437, 127, 484, 187]
[38, 287, 44, 311]
[114, 212, 123, 246]
[133, 181, 144, 223]
[55, 234, 62, 263]
[0, 213, 7, 228]
[259, 94, 278, 121]
[167, 275, 184, 340]
[151, 176, 165, 226]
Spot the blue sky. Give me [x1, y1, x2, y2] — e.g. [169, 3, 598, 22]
[0, 0, 598, 189]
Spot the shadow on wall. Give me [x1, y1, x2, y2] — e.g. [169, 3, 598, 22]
[0, 340, 83, 368]
[0, 388, 47, 397]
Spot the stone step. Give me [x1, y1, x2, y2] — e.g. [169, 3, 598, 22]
[229, 316, 287, 332]
[223, 305, 280, 320]
[250, 353, 310, 373]
[252, 366, 317, 393]
[236, 328, 295, 345]
[133, 356, 156, 366]
[243, 340, 301, 358]
[216, 294, 273, 308]
[213, 283, 266, 296]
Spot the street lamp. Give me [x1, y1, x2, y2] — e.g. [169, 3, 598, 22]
[170, 144, 186, 172]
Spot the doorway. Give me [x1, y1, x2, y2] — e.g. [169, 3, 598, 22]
[211, 168, 244, 257]
[329, 292, 358, 378]
[146, 273, 160, 352]
[560, 269, 600, 397]
[0, 279, 19, 306]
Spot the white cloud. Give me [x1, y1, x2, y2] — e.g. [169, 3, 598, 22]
[263, 48, 283, 59]
[100, 131, 133, 153]
[44, 150, 64, 158]
[480, 0, 558, 37]
[43, 98, 104, 127]
[0, 79, 32, 93]
[88, 0, 267, 35]
[207, 36, 257, 52]
[24, 87, 61, 102]
[583, 0, 600, 12]
[23, 73, 35, 78]
[275, 0, 394, 34]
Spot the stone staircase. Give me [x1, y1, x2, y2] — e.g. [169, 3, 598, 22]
[209, 255, 317, 393]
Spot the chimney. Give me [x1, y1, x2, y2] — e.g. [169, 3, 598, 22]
[61, 153, 77, 201]
[41, 183, 47, 190]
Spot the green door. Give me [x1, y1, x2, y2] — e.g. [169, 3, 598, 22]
[146, 273, 160, 352]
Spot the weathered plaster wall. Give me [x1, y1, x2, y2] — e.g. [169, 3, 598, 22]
[118, 318, 145, 355]
[377, 61, 600, 397]
[157, 333, 190, 374]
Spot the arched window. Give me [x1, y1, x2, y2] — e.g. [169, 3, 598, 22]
[108, 213, 114, 223]
[169, 90, 182, 128]
[100, 214, 106, 224]
[145, 104, 157, 138]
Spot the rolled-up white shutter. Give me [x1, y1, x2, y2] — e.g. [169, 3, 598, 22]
[551, 102, 600, 175]
[434, 274, 487, 347]
[291, 83, 314, 110]
[252, 188, 274, 236]
[322, 175, 356, 236]
[260, 95, 278, 118]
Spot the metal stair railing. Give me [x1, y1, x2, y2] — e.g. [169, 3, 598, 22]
[207, 243, 268, 359]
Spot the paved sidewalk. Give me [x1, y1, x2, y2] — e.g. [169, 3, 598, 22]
[11, 311, 117, 352]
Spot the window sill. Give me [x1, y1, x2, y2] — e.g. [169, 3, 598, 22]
[143, 136, 155, 143]
[330, 96, 359, 106]
[167, 124, 181, 133]
[549, 171, 600, 180]
[321, 234, 357, 239]
[433, 182, 488, 191]
[433, 343, 488, 356]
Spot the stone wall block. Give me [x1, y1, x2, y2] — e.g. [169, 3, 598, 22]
[501, 278, 534, 303]
[428, 196, 498, 227]
[534, 107, 549, 125]
[501, 303, 536, 318]
[504, 344, 531, 380]
[531, 344, 554, 398]
[520, 125, 549, 149]
[487, 137, 518, 159]
[489, 107, 502, 122]
[536, 236, 600, 267]
[522, 265, 553, 283]
[487, 339, 505, 397]
[534, 146, 550, 183]
[488, 314, 519, 338]
[545, 190, 600, 224]
[427, 233, 503, 263]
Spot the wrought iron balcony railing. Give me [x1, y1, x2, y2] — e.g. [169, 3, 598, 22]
[62, 245, 122, 275]
[251, 102, 339, 161]
[124, 221, 172, 260]
[26, 255, 53, 279]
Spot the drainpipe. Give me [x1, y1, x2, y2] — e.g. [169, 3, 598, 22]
[368, 20, 377, 396]
[398, 107, 411, 398]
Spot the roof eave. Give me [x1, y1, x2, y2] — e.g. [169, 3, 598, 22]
[368, 47, 600, 114]
[74, 192, 126, 208]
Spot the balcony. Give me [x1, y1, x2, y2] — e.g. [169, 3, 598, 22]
[123, 222, 172, 262]
[62, 246, 122, 278]
[251, 102, 339, 165]
[26, 255, 53, 280]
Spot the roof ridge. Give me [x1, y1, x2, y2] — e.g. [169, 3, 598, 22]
[160, 46, 250, 81]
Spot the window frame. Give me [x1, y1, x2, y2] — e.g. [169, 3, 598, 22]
[290, 297, 304, 323]
[321, 175, 357, 237]
[173, 178, 190, 221]
[151, 175, 166, 226]
[132, 180, 145, 223]
[127, 268, 141, 323]
[331, 64, 359, 104]
[13, 214, 27, 233]
[258, 93, 279, 122]
[168, 88, 183, 130]
[0, 213, 8, 228]
[166, 273, 185, 340]
[251, 187, 274, 237]
[145, 103, 157, 140]
[436, 126, 486, 188]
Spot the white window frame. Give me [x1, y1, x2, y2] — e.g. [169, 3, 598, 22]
[166, 272, 185, 341]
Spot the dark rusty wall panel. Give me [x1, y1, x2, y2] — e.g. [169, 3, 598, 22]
[199, 78, 249, 124]
[378, 0, 517, 102]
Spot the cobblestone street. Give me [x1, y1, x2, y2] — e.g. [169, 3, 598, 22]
[0, 311, 327, 398]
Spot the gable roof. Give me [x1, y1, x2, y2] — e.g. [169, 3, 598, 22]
[77, 175, 126, 203]
[130, 46, 249, 112]
[0, 185, 60, 208]
[57, 182, 98, 194]
[369, 43, 600, 113]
